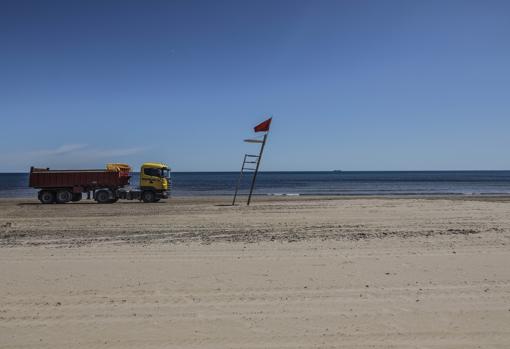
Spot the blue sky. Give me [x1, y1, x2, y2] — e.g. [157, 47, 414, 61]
[1, 0, 509, 171]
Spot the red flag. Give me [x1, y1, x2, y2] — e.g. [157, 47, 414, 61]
[254, 117, 272, 132]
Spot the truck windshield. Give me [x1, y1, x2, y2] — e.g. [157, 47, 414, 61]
[143, 167, 170, 178]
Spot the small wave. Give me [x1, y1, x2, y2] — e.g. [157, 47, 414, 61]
[267, 193, 300, 197]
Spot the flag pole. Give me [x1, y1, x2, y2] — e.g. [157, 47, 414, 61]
[247, 131, 268, 206]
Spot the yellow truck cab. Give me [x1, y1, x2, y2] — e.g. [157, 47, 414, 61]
[139, 162, 171, 202]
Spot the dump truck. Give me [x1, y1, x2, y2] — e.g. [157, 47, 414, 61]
[29, 162, 171, 204]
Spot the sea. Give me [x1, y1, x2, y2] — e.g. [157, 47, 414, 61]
[2, 171, 510, 198]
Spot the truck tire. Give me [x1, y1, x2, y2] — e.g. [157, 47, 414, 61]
[142, 190, 156, 203]
[56, 190, 73, 204]
[71, 193, 82, 202]
[38, 190, 55, 204]
[95, 190, 111, 204]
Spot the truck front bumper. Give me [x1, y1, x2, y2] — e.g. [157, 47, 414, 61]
[157, 190, 170, 199]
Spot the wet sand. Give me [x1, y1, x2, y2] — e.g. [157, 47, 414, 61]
[1, 196, 510, 348]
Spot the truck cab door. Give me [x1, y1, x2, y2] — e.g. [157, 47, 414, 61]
[140, 167, 163, 190]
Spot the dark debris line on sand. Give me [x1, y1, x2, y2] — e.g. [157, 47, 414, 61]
[0, 225, 485, 248]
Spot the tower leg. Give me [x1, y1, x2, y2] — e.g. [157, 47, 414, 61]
[232, 155, 247, 206]
[247, 133, 267, 206]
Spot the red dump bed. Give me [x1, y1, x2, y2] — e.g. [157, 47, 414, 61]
[29, 167, 130, 190]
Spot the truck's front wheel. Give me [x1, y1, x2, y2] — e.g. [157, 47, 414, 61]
[142, 190, 156, 203]
[38, 190, 55, 204]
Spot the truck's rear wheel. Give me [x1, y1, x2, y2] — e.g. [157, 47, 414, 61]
[142, 190, 156, 203]
[38, 190, 55, 204]
[56, 190, 73, 204]
[71, 193, 82, 202]
[95, 190, 111, 204]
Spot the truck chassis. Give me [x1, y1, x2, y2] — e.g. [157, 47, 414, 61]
[36, 187, 168, 204]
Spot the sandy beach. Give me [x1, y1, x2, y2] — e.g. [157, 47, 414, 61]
[1, 196, 510, 348]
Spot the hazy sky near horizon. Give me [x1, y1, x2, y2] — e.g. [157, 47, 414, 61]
[1, 0, 510, 172]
